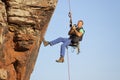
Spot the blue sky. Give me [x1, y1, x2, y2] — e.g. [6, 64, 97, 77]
[30, 0, 120, 80]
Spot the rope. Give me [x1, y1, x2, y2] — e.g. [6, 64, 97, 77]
[67, 1, 72, 79]
[68, 0, 72, 27]
[68, 0, 72, 12]
[67, 48, 71, 80]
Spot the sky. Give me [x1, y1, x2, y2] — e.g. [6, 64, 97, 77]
[30, 0, 120, 80]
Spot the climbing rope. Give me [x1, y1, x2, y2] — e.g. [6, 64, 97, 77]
[66, 1, 72, 80]
[67, 48, 71, 80]
[68, 0, 72, 13]
[68, 0, 72, 26]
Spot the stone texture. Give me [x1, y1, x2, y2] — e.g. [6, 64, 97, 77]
[0, 68, 7, 80]
[0, 0, 57, 80]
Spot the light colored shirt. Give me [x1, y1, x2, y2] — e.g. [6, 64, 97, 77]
[79, 28, 84, 34]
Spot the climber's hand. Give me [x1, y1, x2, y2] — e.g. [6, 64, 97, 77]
[72, 26, 76, 30]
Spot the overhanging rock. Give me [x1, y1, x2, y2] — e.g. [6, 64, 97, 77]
[0, 0, 58, 80]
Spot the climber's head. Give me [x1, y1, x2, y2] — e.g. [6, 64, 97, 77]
[77, 20, 83, 28]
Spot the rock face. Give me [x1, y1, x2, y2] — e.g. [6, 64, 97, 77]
[0, 0, 57, 80]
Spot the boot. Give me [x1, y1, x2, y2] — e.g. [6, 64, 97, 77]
[43, 39, 49, 46]
[56, 56, 64, 63]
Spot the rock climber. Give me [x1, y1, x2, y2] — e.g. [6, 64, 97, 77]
[43, 20, 85, 63]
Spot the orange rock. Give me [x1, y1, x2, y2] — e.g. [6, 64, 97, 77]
[0, 0, 57, 80]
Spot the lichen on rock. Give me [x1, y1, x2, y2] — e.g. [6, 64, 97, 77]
[0, 68, 7, 80]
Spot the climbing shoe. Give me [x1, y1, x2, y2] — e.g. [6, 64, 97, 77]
[43, 39, 49, 46]
[56, 56, 64, 63]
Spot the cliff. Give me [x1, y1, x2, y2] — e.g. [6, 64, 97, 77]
[0, 0, 57, 80]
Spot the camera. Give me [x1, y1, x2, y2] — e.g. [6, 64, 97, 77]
[73, 24, 77, 27]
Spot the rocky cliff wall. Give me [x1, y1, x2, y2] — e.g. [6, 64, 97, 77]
[0, 0, 57, 80]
